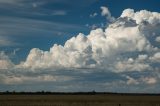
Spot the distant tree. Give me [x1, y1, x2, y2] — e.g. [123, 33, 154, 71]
[91, 90, 96, 94]
[5, 90, 9, 94]
[12, 90, 15, 94]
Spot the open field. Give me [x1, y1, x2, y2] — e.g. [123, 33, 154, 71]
[0, 94, 160, 106]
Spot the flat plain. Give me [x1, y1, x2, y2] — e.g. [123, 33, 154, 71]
[0, 94, 160, 106]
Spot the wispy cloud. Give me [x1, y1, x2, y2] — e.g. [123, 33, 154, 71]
[51, 10, 67, 16]
[90, 13, 98, 18]
[0, 0, 18, 4]
[0, 15, 85, 47]
[0, 36, 18, 46]
[0, 16, 85, 37]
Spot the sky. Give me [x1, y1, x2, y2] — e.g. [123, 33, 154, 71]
[0, 0, 160, 93]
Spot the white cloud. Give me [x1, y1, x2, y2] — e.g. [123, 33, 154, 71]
[114, 58, 151, 72]
[15, 8, 160, 73]
[1, 75, 57, 85]
[20, 33, 96, 69]
[90, 13, 98, 18]
[150, 52, 160, 62]
[126, 76, 139, 85]
[100, 6, 115, 22]
[137, 54, 148, 61]
[100, 6, 111, 16]
[85, 24, 99, 30]
[125, 75, 157, 86]
[141, 77, 157, 84]
[0, 52, 14, 69]
[90, 24, 98, 29]
[156, 36, 160, 42]
[121, 9, 160, 25]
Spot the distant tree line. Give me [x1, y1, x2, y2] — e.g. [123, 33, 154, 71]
[0, 90, 160, 96]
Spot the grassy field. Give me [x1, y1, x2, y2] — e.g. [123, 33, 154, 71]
[0, 94, 160, 106]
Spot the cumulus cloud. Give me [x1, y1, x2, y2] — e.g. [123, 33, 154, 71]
[0, 8, 160, 92]
[125, 75, 157, 86]
[150, 52, 160, 62]
[126, 76, 139, 85]
[0, 51, 14, 69]
[114, 58, 151, 72]
[100, 6, 115, 22]
[16, 8, 160, 73]
[141, 77, 157, 84]
[90, 13, 98, 18]
[156, 36, 160, 42]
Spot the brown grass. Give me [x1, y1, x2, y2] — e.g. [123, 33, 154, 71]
[0, 94, 160, 106]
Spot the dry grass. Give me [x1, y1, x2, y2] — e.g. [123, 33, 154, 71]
[0, 94, 160, 106]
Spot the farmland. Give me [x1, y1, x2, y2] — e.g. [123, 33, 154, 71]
[0, 93, 160, 106]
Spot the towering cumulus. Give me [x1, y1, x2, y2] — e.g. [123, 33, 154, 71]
[20, 9, 160, 72]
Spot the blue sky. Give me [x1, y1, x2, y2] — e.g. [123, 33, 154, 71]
[0, 0, 160, 92]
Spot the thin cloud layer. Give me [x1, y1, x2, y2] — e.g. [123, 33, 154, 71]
[0, 8, 160, 92]
[0, 36, 15, 47]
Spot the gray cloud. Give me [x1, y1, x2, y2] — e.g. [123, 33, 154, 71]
[0, 68, 160, 92]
